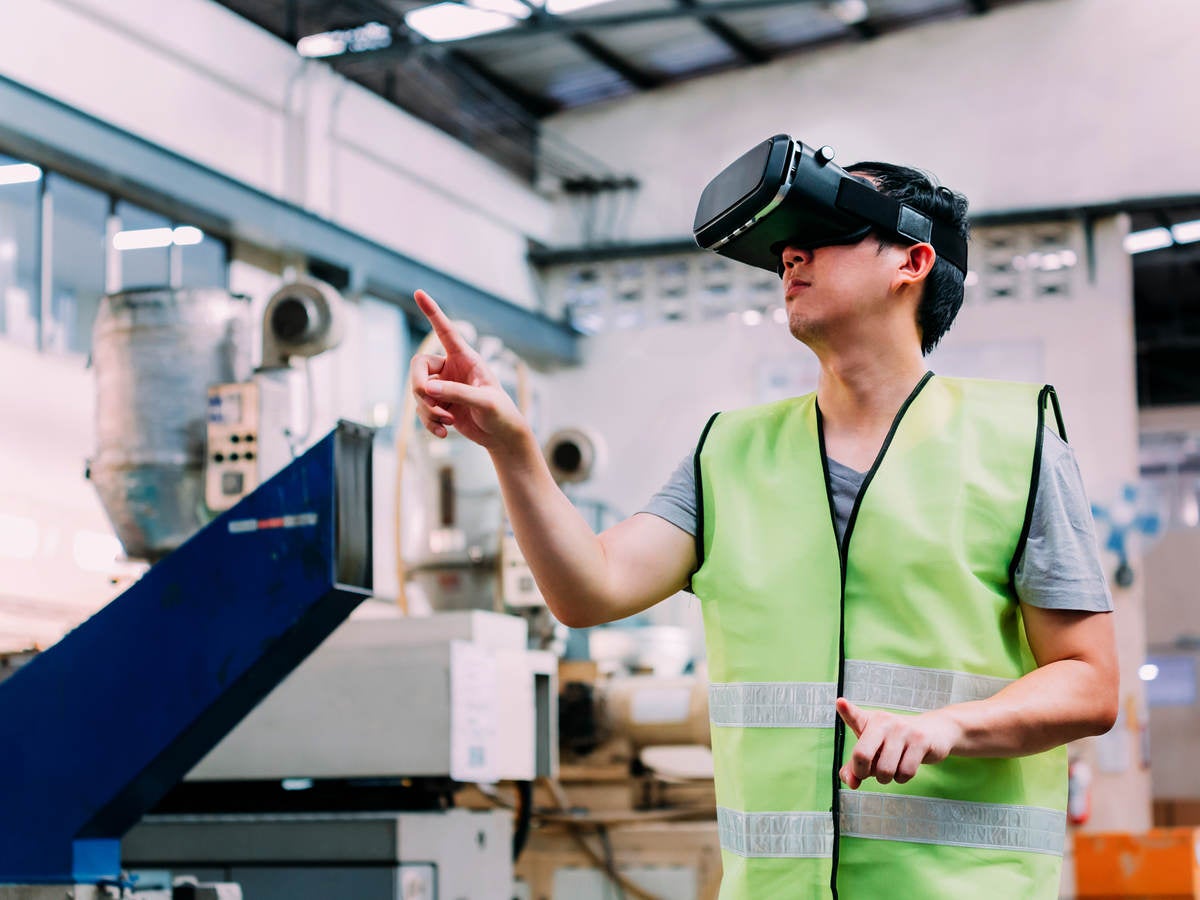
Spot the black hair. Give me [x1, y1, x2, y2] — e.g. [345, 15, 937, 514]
[847, 161, 969, 356]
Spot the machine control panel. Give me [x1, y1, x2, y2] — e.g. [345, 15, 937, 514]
[206, 381, 262, 511]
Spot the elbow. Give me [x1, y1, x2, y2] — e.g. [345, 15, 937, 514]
[1088, 681, 1120, 736]
[551, 607, 594, 630]
[545, 596, 609, 630]
[1085, 706, 1118, 738]
[1093, 697, 1119, 736]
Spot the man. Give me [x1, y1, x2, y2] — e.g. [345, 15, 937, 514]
[410, 160, 1118, 899]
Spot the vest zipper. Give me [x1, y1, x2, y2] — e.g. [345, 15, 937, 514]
[815, 370, 934, 900]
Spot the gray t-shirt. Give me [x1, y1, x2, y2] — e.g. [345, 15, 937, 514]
[641, 426, 1112, 612]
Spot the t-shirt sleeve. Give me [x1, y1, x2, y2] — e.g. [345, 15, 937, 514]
[1014, 428, 1114, 612]
[638, 449, 698, 537]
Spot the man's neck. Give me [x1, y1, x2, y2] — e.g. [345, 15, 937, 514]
[815, 342, 928, 436]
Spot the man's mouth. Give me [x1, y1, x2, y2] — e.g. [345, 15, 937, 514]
[785, 280, 811, 297]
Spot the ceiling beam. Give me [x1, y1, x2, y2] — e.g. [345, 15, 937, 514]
[444, 50, 561, 119]
[318, 0, 817, 64]
[677, 0, 772, 64]
[568, 32, 663, 89]
[849, 19, 880, 39]
[284, 0, 299, 44]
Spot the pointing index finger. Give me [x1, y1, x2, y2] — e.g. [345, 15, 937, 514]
[836, 697, 867, 738]
[414, 289, 471, 355]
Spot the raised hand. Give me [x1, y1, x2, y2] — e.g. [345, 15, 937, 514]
[836, 697, 961, 789]
[409, 289, 529, 452]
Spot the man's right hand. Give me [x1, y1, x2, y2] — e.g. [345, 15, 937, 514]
[409, 289, 530, 453]
[409, 288, 696, 629]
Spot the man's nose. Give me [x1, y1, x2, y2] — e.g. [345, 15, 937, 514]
[779, 245, 812, 272]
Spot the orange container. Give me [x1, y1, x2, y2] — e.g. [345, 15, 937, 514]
[1075, 828, 1200, 897]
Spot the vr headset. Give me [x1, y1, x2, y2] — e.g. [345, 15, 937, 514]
[693, 135, 968, 277]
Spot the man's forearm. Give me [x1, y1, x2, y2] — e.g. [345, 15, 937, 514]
[939, 658, 1118, 758]
[487, 430, 613, 628]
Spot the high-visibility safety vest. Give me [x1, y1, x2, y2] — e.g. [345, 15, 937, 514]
[692, 373, 1069, 900]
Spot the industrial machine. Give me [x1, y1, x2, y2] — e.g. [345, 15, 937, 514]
[205, 278, 345, 513]
[0, 419, 375, 893]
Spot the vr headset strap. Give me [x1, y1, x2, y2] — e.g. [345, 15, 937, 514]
[835, 178, 968, 274]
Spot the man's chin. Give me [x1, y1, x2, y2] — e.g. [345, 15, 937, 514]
[786, 315, 822, 347]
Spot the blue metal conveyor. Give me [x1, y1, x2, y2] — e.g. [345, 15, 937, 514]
[0, 421, 374, 885]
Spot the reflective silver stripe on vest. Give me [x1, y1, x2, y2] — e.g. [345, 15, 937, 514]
[840, 791, 1066, 856]
[710, 662, 1014, 727]
[708, 681, 836, 727]
[717, 807, 834, 858]
[717, 795, 1065, 858]
[843, 660, 1013, 712]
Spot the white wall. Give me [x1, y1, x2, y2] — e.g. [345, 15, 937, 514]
[2, 0, 552, 309]
[544, 0, 1200, 245]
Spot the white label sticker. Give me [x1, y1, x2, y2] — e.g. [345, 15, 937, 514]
[449, 640, 500, 782]
[227, 512, 318, 534]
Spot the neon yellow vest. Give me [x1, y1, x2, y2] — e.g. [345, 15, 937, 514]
[692, 373, 1068, 900]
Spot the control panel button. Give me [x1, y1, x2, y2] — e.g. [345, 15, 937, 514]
[221, 471, 245, 496]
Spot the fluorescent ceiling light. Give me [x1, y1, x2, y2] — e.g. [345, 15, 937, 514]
[113, 227, 174, 251]
[543, 0, 611, 13]
[471, 0, 535, 16]
[826, 0, 869, 25]
[297, 33, 346, 57]
[0, 163, 42, 187]
[1172, 219, 1200, 244]
[172, 225, 205, 246]
[297, 21, 391, 57]
[406, 3, 519, 41]
[113, 226, 206, 250]
[1124, 227, 1173, 255]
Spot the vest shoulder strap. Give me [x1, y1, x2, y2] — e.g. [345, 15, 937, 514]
[1005, 381, 1067, 586]
[691, 411, 721, 577]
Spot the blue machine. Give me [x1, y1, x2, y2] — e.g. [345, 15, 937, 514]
[0, 421, 374, 885]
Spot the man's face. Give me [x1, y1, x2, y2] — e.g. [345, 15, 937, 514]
[778, 235, 913, 348]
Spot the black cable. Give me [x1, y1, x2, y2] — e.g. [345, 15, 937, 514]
[512, 779, 534, 862]
[596, 824, 627, 900]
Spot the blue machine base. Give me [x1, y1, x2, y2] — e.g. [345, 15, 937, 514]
[0, 422, 373, 884]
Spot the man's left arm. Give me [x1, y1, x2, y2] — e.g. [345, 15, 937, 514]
[838, 606, 1119, 789]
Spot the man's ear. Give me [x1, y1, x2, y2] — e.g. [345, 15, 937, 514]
[896, 242, 937, 290]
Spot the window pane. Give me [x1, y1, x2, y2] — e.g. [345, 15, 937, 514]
[362, 296, 409, 441]
[46, 175, 107, 355]
[0, 154, 41, 348]
[178, 232, 228, 289]
[115, 201, 169, 289]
